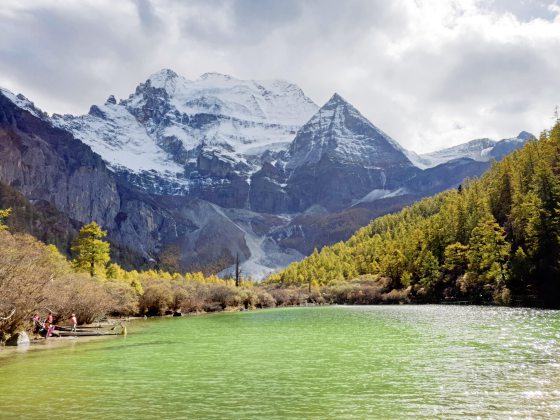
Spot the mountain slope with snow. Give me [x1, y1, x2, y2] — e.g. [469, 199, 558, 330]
[286, 93, 413, 169]
[414, 132, 534, 168]
[52, 69, 318, 194]
[282, 93, 419, 212]
[0, 73, 534, 280]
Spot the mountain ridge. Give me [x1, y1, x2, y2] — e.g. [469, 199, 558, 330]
[0, 71, 533, 278]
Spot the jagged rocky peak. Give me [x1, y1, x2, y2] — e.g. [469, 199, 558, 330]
[147, 68, 181, 85]
[105, 95, 117, 105]
[287, 92, 412, 169]
[120, 68, 319, 127]
[131, 68, 186, 98]
[0, 87, 48, 120]
[48, 69, 319, 197]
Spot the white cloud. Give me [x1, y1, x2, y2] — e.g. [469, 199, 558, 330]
[0, 0, 559, 152]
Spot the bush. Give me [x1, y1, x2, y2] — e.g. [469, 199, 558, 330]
[255, 289, 276, 308]
[139, 279, 174, 315]
[174, 282, 207, 313]
[267, 287, 307, 306]
[45, 274, 114, 324]
[0, 232, 67, 337]
[381, 288, 411, 304]
[104, 280, 140, 316]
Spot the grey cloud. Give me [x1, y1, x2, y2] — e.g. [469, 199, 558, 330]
[435, 41, 555, 101]
[231, 0, 301, 29]
[0, 2, 168, 112]
[135, 0, 163, 31]
[484, 0, 558, 21]
[491, 99, 531, 114]
[0, 0, 559, 152]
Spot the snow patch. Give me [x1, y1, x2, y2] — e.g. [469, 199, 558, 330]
[352, 187, 408, 206]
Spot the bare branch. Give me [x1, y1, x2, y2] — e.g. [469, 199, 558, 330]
[0, 308, 15, 321]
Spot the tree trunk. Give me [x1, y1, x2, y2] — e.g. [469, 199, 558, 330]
[235, 254, 240, 287]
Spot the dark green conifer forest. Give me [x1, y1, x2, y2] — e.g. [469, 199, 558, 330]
[268, 121, 560, 308]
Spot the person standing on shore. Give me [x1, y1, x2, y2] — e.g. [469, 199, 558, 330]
[45, 312, 54, 338]
[70, 313, 77, 332]
[32, 312, 41, 334]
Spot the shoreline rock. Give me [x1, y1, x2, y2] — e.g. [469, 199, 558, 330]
[5, 331, 30, 347]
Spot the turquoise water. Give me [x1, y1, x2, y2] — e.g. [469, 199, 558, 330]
[1, 305, 560, 419]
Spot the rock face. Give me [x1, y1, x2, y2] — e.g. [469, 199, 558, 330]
[0, 71, 533, 278]
[51, 69, 319, 205]
[0, 94, 120, 226]
[0, 94, 200, 263]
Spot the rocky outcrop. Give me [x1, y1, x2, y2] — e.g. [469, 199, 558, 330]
[5, 331, 30, 346]
[0, 95, 120, 226]
[0, 94, 194, 265]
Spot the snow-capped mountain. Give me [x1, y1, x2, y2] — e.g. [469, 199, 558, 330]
[0, 87, 48, 120]
[0, 71, 533, 280]
[52, 69, 318, 194]
[282, 93, 419, 211]
[408, 131, 534, 169]
[286, 93, 413, 169]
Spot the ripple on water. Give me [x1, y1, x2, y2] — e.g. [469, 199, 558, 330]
[1, 305, 560, 419]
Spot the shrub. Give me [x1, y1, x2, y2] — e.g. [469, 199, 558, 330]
[139, 279, 174, 316]
[45, 274, 114, 324]
[255, 289, 276, 308]
[381, 288, 411, 304]
[104, 281, 140, 316]
[0, 231, 67, 337]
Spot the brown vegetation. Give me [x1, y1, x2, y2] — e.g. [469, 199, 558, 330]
[0, 212, 410, 343]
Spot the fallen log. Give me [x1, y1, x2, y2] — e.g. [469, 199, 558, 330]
[54, 330, 121, 337]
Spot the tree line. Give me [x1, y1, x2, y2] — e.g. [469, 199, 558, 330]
[0, 217, 271, 339]
[267, 120, 560, 308]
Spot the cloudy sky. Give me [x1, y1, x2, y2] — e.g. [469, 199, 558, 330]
[1, 0, 559, 152]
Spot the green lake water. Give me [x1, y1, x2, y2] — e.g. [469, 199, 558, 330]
[1, 305, 560, 419]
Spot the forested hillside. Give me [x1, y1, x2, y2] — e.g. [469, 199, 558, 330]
[268, 121, 560, 308]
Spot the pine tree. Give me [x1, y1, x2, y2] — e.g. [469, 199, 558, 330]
[443, 242, 469, 278]
[71, 222, 111, 277]
[467, 217, 511, 285]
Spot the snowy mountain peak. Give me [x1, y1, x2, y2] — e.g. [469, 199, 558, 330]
[319, 93, 359, 114]
[415, 131, 535, 168]
[199, 72, 233, 81]
[326, 92, 346, 104]
[0, 87, 47, 120]
[50, 70, 319, 192]
[148, 68, 180, 84]
[287, 94, 412, 169]
[105, 95, 117, 105]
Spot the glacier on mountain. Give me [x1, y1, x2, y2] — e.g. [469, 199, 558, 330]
[52, 69, 318, 192]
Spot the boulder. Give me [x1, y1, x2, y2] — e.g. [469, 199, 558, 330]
[5, 331, 30, 346]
